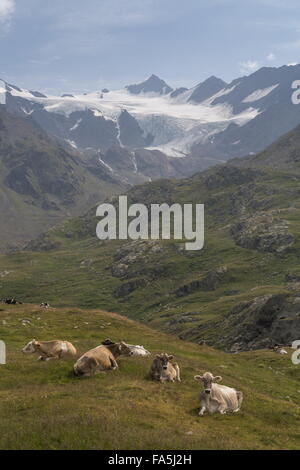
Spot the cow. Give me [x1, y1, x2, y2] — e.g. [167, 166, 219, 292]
[40, 302, 50, 309]
[22, 339, 77, 361]
[273, 346, 288, 355]
[101, 339, 150, 357]
[73, 341, 132, 377]
[194, 372, 243, 416]
[149, 353, 181, 383]
[126, 344, 151, 356]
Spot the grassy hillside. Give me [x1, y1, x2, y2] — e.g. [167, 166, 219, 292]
[0, 303, 299, 450]
[1, 161, 300, 350]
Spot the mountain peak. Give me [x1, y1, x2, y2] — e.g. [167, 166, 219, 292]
[188, 76, 227, 103]
[126, 75, 173, 95]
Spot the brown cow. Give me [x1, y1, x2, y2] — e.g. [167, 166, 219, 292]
[73, 341, 132, 377]
[149, 353, 181, 383]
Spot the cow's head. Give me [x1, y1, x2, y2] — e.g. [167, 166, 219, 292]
[194, 372, 222, 394]
[155, 353, 173, 370]
[118, 341, 133, 356]
[22, 339, 40, 354]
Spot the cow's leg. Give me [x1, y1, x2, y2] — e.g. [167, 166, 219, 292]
[218, 403, 227, 414]
[37, 355, 46, 361]
[45, 356, 59, 361]
[199, 406, 206, 416]
[110, 357, 118, 370]
[174, 364, 181, 382]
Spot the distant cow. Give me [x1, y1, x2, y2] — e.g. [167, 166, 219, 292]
[40, 302, 50, 309]
[273, 345, 288, 355]
[4, 298, 22, 305]
[101, 339, 150, 357]
[149, 353, 181, 383]
[22, 339, 77, 361]
[73, 341, 132, 377]
[194, 372, 243, 416]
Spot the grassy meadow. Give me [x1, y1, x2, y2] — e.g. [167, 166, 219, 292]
[0, 303, 299, 450]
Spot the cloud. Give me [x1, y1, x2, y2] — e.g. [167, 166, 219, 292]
[266, 53, 276, 61]
[0, 0, 15, 23]
[0, 0, 15, 35]
[239, 60, 260, 75]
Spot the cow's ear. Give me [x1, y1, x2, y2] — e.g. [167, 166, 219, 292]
[168, 355, 174, 360]
[213, 376, 222, 383]
[155, 354, 161, 358]
[194, 375, 203, 382]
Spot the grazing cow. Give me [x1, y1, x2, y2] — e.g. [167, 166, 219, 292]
[149, 353, 181, 383]
[194, 372, 243, 416]
[73, 341, 132, 377]
[22, 339, 77, 361]
[101, 339, 150, 357]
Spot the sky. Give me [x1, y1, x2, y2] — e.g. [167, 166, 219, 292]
[0, 0, 300, 94]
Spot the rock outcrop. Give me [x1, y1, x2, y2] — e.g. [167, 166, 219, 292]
[231, 213, 294, 253]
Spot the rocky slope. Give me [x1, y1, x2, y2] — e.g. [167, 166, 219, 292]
[0, 106, 124, 252]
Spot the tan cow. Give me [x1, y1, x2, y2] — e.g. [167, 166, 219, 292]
[194, 372, 243, 416]
[22, 339, 77, 361]
[73, 341, 132, 377]
[149, 353, 181, 383]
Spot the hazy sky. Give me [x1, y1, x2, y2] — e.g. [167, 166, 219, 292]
[1, 0, 300, 94]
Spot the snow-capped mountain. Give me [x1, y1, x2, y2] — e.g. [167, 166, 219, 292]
[1, 64, 300, 175]
[125, 74, 173, 95]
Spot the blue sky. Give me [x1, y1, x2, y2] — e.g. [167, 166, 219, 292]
[0, 0, 300, 94]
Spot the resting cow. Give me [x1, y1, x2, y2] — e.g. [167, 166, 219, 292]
[149, 353, 181, 383]
[273, 346, 288, 355]
[73, 341, 132, 377]
[22, 339, 77, 361]
[101, 339, 150, 357]
[194, 372, 243, 416]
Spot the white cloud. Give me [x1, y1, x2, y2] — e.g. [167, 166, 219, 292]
[0, 0, 15, 23]
[266, 53, 276, 61]
[239, 60, 260, 75]
[0, 0, 15, 35]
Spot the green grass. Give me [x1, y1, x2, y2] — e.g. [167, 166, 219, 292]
[0, 303, 299, 450]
